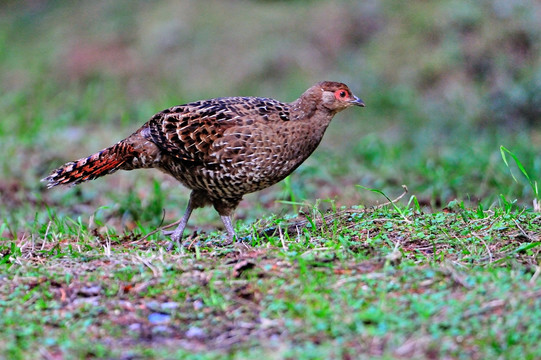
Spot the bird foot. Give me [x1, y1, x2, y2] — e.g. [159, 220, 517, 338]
[163, 228, 237, 250]
[163, 229, 184, 251]
[165, 239, 181, 252]
[163, 229, 205, 251]
[220, 237, 234, 246]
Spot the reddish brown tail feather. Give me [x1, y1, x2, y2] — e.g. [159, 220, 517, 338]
[42, 142, 136, 188]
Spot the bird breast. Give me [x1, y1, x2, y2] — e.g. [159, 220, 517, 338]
[162, 117, 330, 197]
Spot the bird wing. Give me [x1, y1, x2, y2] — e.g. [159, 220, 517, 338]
[145, 97, 290, 167]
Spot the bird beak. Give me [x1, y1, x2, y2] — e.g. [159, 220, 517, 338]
[350, 95, 365, 107]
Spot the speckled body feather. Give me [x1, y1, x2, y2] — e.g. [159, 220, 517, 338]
[43, 81, 365, 248]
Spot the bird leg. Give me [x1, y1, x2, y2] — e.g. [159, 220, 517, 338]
[213, 197, 241, 245]
[220, 215, 236, 244]
[164, 198, 194, 251]
[164, 193, 240, 249]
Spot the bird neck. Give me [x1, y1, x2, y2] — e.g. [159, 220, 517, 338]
[289, 96, 335, 123]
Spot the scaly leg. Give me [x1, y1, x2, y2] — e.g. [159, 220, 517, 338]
[164, 198, 194, 251]
[220, 215, 236, 244]
[213, 197, 240, 245]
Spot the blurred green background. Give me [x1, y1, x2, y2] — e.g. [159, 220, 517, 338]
[1, 0, 540, 235]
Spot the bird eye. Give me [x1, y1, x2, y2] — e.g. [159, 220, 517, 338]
[334, 90, 348, 100]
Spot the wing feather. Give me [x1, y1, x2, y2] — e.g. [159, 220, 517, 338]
[144, 97, 290, 167]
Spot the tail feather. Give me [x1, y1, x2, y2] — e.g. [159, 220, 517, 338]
[42, 141, 136, 188]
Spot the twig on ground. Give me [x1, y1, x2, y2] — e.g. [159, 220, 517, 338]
[513, 218, 534, 241]
[374, 185, 409, 209]
[278, 225, 286, 251]
[137, 219, 181, 243]
[472, 232, 493, 263]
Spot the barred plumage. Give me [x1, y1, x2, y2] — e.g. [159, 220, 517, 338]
[43, 81, 365, 249]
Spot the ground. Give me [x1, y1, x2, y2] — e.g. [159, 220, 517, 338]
[1, 1, 541, 359]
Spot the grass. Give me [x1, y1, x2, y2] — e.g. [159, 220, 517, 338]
[1, 204, 540, 359]
[500, 145, 540, 211]
[1, 0, 541, 358]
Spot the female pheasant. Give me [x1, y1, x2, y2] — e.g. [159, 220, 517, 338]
[43, 81, 365, 249]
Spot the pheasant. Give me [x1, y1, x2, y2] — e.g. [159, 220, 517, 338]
[43, 81, 365, 249]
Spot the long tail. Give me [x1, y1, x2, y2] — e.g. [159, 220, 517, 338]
[42, 141, 137, 188]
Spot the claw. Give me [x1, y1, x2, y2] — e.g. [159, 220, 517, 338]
[165, 230, 182, 251]
[166, 239, 180, 251]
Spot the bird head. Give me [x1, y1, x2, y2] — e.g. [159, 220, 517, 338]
[315, 81, 365, 112]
